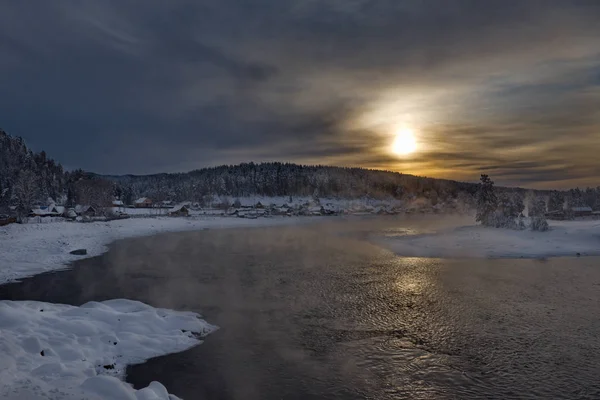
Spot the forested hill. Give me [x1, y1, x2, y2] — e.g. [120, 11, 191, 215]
[1, 127, 575, 215]
[2, 125, 484, 211]
[0, 129, 67, 211]
[101, 163, 482, 205]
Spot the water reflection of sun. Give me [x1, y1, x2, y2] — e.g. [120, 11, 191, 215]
[396, 276, 425, 295]
[394, 258, 434, 296]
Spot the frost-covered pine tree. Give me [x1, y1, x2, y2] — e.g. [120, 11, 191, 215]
[312, 188, 320, 205]
[0, 130, 69, 214]
[475, 174, 497, 227]
[528, 197, 549, 231]
[494, 192, 525, 229]
[547, 191, 564, 213]
[13, 170, 39, 222]
[494, 194, 513, 228]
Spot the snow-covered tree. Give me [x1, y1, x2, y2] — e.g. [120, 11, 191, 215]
[0, 181, 9, 214]
[567, 188, 585, 208]
[528, 197, 549, 231]
[0, 130, 68, 214]
[475, 174, 497, 226]
[492, 192, 525, 228]
[13, 170, 39, 221]
[74, 178, 113, 213]
[547, 191, 564, 213]
[312, 188, 320, 205]
[584, 187, 597, 209]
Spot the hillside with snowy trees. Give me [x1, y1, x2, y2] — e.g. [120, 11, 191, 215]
[2, 128, 600, 220]
[0, 130, 67, 217]
[101, 163, 482, 208]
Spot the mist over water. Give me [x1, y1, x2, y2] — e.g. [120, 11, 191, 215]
[1, 216, 599, 399]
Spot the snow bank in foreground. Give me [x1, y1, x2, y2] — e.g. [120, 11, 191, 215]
[0, 216, 310, 283]
[376, 220, 600, 258]
[0, 299, 216, 400]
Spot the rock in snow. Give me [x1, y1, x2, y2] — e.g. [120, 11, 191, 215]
[0, 299, 217, 399]
[69, 248, 87, 255]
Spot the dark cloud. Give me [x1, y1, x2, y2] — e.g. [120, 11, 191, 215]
[0, 0, 599, 188]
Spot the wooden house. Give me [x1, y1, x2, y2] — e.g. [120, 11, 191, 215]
[168, 204, 190, 216]
[135, 197, 153, 208]
[572, 206, 593, 217]
[74, 205, 97, 216]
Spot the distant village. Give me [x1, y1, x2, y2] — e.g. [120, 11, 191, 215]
[545, 206, 597, 220]
[0, 195, 382, 226]
[1, 190, 599, 228]
[2, 130, 600, 228]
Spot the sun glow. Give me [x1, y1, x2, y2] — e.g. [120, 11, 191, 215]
[392, 129, 417, 155]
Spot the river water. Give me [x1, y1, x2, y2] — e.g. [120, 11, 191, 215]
[1, 217, 599, 399]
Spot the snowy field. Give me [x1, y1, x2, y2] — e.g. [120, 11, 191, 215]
[377, 219, 600, 258]
[0, 299, 216, 400]
[0, 216, 315, 284]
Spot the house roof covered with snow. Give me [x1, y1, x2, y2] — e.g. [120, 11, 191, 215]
[74, 205, 95, 214]
[169, 204, 189, 213]
[112, 200, 124, 206]
[135, 197, 150, 204]
[31, 207, 55, 216]
[31, 204, 66, 215]
[53, 205, 65, 214]
[572, 206, 593, 212]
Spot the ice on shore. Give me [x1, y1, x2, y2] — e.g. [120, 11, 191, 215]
[376, 220, 600, 258]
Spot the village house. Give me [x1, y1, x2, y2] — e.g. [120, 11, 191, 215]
[135, 197, 153, 208]
[572, 206, 593, 217]
[64, 208, 77, 219]
[546, 206, 594, 220]
[30, 204, 65, 217]
[271, 205, 293, 216]
[544, 210, 565, 220]
[74, 205, 97, 217]
[0, 214, 17, 226]
[168, 204, 190, 216]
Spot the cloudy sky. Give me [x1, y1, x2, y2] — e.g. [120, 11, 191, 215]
[1, 1, 599, 188]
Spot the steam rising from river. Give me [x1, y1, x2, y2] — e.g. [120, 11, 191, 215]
[2, 215, 600, 398]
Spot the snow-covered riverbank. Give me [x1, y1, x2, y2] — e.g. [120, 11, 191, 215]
[0, 216, 316, 284]
[0, 299, 216, 400]
[0, 216, 323, 398]
[376, 219, 600, 258]
[3, 215, 599, 399]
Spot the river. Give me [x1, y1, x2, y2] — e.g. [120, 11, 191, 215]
[1, 217, 599, 399]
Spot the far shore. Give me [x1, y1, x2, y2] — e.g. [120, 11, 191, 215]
[374, 219, 600, 259]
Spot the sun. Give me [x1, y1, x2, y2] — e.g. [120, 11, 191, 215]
[392, 129, 417, 155]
